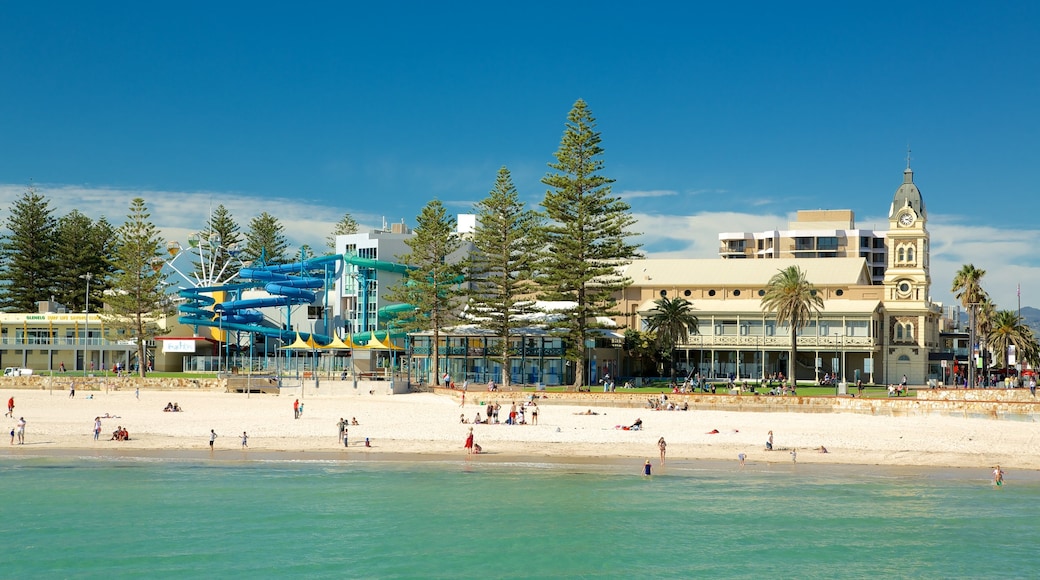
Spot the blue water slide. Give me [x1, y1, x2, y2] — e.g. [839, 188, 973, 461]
[176, 255, 342, 344]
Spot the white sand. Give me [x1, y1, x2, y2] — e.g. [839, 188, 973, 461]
[1, 387, 1036, 470]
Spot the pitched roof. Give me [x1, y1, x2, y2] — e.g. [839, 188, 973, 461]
[621, 257, 872, 287]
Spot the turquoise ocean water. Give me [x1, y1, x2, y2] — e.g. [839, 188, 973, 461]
[4, 454, 1038, 578]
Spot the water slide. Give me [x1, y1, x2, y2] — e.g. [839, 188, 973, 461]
[178, 255, 342, 344]
[177, 253, 421, 346]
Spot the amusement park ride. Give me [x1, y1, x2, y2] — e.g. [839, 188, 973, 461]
[160, 232, 415, 370]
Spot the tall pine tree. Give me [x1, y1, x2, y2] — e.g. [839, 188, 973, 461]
[105, 198, 173, 377]
[0, 185, 58, 312]
[466, 167, 543, 386]
[539, 100, 641, 389]
[385, 200, 463, 386]
[53, 210, 115, 311]
[243, 212, 288, 265]
[326, 212, 360, 252]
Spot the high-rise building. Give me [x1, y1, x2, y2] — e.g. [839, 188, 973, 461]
[719, 209, 888, 284]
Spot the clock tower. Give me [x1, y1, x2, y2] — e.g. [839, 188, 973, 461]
[882, 162, 937, 385]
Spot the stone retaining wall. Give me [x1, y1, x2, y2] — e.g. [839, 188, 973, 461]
[436, 388, 1040, 420]
[0, 376, 225, 391]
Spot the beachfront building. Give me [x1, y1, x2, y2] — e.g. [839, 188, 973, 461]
[719, 209, 888, 285]
[619, 165, 942, 385]
[0, 300, 209, 374]
[406, 302, 620, 387]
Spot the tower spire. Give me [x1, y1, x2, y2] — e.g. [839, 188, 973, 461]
[906, 145, 912, 170]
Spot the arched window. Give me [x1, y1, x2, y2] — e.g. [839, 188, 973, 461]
[907, 247, 915, 262]
[896, 325, 903, 340]
[897, 248, 905, 262]
[904, 323, 914, 340]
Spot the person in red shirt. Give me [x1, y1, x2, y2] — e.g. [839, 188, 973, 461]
[5, 397, 13, 418]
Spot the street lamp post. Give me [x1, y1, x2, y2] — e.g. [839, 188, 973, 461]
[80, 273, 93, 376]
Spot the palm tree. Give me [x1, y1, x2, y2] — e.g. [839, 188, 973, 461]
[951, 264, 989, 384]
[644, 297, 699, 381]
[987, 310, 1040, 373]
[761, 266, 823, 387]
[951, 264, 987, 308]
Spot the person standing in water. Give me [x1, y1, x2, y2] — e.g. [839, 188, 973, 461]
[658, 437, 667, 464]
[643, 459, 652, 476]
[993, 465, 1005, 486]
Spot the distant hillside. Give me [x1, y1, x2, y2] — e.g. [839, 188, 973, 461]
[1021, 306, 1040, 337]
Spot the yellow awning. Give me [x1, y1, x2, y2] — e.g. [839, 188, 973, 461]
[320, 335, 363, 350]
[281, 333, 318, 350]
[370, 335, 404, 351]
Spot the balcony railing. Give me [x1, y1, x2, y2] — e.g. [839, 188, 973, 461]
[0, 337, 151, 347]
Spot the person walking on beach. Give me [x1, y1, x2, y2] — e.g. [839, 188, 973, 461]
[738, 453, 746, 468]
[94, 417, 102, 441]
[343, 427, 349, 448]
[766, 430, 774, 451]
[69, 383, 76, 398]
[16, 417, 25, 444]
[337, 418, 346, 441]
[993, 465, 1005, 487]
[6, 396, 14, 418]
[209, 429, 217, 449]
[293, 399, 300, 419]
[241, 432, 248, 448]
[658, 437, 667, 464]
[464, 427, 474, 454]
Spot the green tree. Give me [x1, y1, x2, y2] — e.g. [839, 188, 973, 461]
[644, 296, 699, 381]
[243, 212, 288, 265]
[760, 265, 823, 385]
[466, 167, 543, 387]
[0, 185, 58, 312]
[623, 328, 666, 378]
[385, 200, 463, 386]
[538, 99, 641, 389]
[326, 212, 360, 252]
[951, 263, 990, 381]
[951, 264, 987, 308]
[987, 310, 1040, 371]
[195, 204, 243, 282]
[53, 210, 116, 311]
[104, 198, 174, 377]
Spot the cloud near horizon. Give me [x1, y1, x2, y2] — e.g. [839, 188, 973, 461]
[3, 183, 1037, 312]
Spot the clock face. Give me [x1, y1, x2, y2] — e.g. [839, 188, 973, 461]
[898, 212, 915, 227]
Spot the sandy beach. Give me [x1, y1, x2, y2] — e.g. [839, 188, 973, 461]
[1, 385, 1037, 470]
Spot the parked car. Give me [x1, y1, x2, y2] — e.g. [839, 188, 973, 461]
[3, 367, 33, 377]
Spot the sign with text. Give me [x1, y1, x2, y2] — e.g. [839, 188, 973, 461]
[163, 340, 198, 353]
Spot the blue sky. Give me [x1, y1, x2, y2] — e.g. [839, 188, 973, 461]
[2, 2, 1039, 310]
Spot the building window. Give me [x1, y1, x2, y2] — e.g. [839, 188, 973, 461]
[683, 289, 691, 297]
[708, 290, 716, 297]
[817, 237, 838, 251]
[758, 289, 765, 297]
[659, 290, 667, 297]
[733, 289, 741, 297]
[794, 237, 814, 250]
[836, 289, 844, 297]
